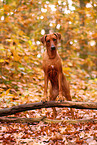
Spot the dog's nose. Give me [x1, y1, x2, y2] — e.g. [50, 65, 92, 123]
[51, 45, 55, 50]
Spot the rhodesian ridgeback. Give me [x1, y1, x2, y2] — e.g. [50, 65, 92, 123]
[40, 33, 74, 118]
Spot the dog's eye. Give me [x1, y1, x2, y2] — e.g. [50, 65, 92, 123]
[53, 38, 56, 41]
[47, 40, 50, 43]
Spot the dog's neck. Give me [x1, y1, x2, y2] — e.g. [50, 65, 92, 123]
[47, 49, 57, 59]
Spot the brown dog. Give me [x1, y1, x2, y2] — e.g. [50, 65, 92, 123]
[40, 33, 73, 118]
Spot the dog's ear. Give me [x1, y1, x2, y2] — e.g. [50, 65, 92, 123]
[54, 33, 61, 40]
[40, 35, 47, 44]
[57, 33, 61, 40]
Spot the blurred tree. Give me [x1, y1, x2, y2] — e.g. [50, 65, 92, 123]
[79, 0, 88, 59]
[0, 0, 97, 92]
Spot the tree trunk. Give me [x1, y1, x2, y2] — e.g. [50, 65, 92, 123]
[79, 0, 88, 59]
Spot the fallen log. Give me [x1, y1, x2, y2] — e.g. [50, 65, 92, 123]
[0, 101, 97, 117]
[0, 116, 97, 124]
[0, 116, 46, 123]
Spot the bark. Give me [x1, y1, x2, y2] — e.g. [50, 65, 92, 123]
[0, 117, 97, 124]
[0, 101, 97, 117]
[44, 118, 97, 124]
[0, 116, 46, 123]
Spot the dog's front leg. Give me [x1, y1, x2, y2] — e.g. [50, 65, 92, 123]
[43, 73, 48, 101]
[58, 72, 63, 100]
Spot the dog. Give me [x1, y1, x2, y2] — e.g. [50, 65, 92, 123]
[40, 33, 74, 118]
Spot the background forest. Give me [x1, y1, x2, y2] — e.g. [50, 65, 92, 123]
[0, 0, 97, 144]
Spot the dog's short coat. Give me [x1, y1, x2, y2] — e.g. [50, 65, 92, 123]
[40, 33, 73, 118]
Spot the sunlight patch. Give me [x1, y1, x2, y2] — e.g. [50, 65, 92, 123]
[41, 29, 45, 35]
[1, 16, 4, 21]
[49, 4, 56, 12]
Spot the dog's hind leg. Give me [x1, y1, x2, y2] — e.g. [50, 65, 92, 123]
[49, 83, 59, 118]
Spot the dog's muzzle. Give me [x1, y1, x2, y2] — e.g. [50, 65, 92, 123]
[51, 45, 56, 50]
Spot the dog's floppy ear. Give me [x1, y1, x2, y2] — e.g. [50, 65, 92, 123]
[40, 35, 47, 44]
[54, 33, 61, 40]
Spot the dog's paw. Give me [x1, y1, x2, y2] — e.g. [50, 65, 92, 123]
[57, 95, 64, 102]
[58, 96, 63, 101]
[60, 100, 63, 102]
[42, 98, 48, 102]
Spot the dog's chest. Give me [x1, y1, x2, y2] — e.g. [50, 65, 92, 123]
[47, 64, 58, 81]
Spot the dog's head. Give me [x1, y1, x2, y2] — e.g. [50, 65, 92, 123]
[40, 33, 61, 48]
[40, 33, 61, 46]
[40, 33, 61, 58]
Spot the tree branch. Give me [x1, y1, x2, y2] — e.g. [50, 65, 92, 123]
[0, 117, 97, 124]
[0, 101, 97, 117]
[0, 116, 46, 123]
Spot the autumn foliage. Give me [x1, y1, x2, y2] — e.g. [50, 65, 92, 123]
[0, 0, 97, 144]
